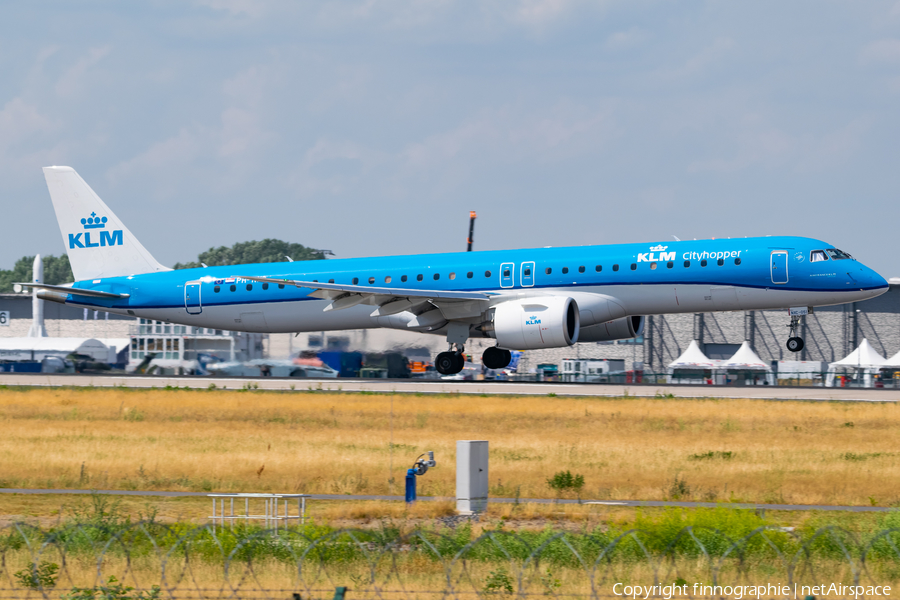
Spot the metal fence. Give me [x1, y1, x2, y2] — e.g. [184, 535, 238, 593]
[2, 522, 900, 599]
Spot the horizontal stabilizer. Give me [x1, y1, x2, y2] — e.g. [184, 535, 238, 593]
[13, 282, 130, 300]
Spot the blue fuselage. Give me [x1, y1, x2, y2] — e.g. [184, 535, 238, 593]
[61, 236, 888, 334]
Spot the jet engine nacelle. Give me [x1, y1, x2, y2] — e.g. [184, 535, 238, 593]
[481, 296, 579, 350]
[578, 315, 645, 343]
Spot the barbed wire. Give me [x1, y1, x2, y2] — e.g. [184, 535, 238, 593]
[1, 522, 899, 599]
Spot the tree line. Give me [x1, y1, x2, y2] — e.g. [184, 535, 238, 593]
[0, 239, 326, 293]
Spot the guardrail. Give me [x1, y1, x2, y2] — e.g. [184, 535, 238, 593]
[2, 522, 899, 598]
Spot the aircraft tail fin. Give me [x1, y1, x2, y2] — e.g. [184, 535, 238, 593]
[42, 166, 170, 281]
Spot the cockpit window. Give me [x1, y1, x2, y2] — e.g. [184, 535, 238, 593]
[826, 248, 852, 260]
[810, 250, 828, 262]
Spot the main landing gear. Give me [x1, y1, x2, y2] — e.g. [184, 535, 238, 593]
[435, 345, 466, 375]
[786, 315, 805, 353]
[482, 346, 512, 370]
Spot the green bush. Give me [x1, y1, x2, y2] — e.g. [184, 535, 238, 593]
[61, 576, 160, 600]
[546, 470, 585, 497]
[14, 561, 58, 589]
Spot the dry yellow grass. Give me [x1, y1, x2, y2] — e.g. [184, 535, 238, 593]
[0, 387, 899, 507]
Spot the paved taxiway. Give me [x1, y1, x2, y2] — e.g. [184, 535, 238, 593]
[0, 373, 898, 401]
[0, 488, 892, 513]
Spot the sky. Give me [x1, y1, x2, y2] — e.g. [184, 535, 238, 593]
[2, 1, 900, 275]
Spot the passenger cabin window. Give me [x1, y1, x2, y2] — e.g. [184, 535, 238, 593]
[545, 267, 552, 275]
[717, 258, 724, 266]
[352, 277, 359, 284]
[613, 264, 619, 271]
[214, 286, 220, 293]
[650, 262, 657, 270]
[523, 268, 531, 276]
[503, 268, 510, 277]
[417, 274, 424, 281]
[385, 276, 392, 283]
[279, 283, 285, 289]
[262, 283, 269, 290]
[811, 250, 828, 262]
[449, 273, 456, 280]
[667, 261, 673, 269]
[630, 263, 637, 270]
[368, 277, 375, 284]
[328, 279, 334, 284]
[700, 260, 708, 267]
[230, 285, 236, 292]
[485, 270, 492, 278]
[734, 258, 741, 265]
[827, 248, 852, 260]
[401, 275, 408, 282]
[578, 266, 585, 273]
[246, 284, 253, 291]
[684, 260, 690, 267]
[562, 267, 569, 274]
[595, 265, 602, 272]
[467, 272, 473, 278]
[433, 273, 440, 280]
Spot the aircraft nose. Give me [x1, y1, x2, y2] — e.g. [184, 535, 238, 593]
[862, 265, 888, 293]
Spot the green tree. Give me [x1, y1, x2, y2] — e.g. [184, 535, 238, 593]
[173, 239, 327, 269]
[0, 254, 73, 293]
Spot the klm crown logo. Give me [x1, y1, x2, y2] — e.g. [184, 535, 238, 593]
[82, 212, 108, 230]
[650, 244, 668, 252]
[69, 212, 123, 249]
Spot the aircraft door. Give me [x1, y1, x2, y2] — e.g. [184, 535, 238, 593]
[521, 261, 535, 287]
[185, 282, 202, 314]
[500, 262, 515, 288]
[770, 251, 788, 284]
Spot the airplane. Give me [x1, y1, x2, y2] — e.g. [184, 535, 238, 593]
[17, 166, 889, 375]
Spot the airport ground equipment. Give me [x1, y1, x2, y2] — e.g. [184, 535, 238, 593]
[208, 493, 309, 532]
[404, 451, 436, 504]
[456, 440, 489, 514]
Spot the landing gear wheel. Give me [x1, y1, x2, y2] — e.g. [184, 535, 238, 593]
[436, 351, 465, 375]
[435, 352, 455, 375]
[483, 347, 512, 370]
[786, 337, 804, 352]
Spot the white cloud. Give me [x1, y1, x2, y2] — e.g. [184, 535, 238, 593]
[654, 37, 735, 82]
[860, 38, 900, 64]
[605, 27, 649, 50]
[54, 46, 110, 98]
[0, 98, 53, 148]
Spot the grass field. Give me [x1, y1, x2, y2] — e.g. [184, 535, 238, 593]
[0, 386, 899, 507]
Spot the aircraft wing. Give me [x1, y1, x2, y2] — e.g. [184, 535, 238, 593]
[240, 276, 493, 316]
[13, 282, 130, 299]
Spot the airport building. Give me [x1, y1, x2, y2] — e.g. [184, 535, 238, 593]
[3, 279, 899, 378]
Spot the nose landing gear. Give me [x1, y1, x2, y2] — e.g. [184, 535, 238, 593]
[435, 344, 466, 375]
[482, 346, 512, 370]
[786, 315, 805, 352]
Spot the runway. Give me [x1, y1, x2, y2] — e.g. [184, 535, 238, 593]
[0, 487, 892, 513]
[0, 372, 898, 401]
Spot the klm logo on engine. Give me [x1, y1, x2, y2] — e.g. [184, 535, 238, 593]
[637, 244, 676, 263]
[68, 212, 123, 249]
[525, 315, 542, 325]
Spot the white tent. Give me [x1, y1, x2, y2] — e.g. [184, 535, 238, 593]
[882, 348, 900, 369]
[720, 341, 775, 385]
[667, 340, 718, 384]
[0, 337, 113, 362]
[826, 339, 888, 387]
